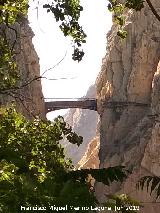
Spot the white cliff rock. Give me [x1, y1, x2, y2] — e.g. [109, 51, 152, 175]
[62, 85, 99, 165]
[95, 1, 160, 212]
[0, 17, 45, 119]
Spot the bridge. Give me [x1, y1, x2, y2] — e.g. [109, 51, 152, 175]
[44, 98, 150, 114]
[44, 98, 97, 114]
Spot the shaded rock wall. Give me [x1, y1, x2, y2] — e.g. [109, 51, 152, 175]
[62, 85, 99, 165]
[0, 17, 45, 119]
[77, 136, 99, 169]
[95, 0, 160, 212]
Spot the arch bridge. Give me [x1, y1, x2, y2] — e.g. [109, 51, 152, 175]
[44, 98, 150, 114]
[44, 98, 97, 114]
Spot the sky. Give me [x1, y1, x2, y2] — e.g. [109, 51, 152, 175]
[28, 0, 112, 119]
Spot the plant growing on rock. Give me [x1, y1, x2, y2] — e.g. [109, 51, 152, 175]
[1, 1, 159, 212]
[0, 107, 129, 212]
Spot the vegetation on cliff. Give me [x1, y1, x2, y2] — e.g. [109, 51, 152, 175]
[0, 1, 129, 212]
[0, 0, 160, 212]
[0, 107, 128, 212]
[43, 0, 160, 59]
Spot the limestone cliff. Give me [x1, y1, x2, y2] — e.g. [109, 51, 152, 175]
[0, 17, 45, 119]
[95, 0, 160, 212]
[62, 85, 99, 165]
[77, 136, 99, 169]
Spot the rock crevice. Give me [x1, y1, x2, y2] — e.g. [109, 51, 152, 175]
[95, 1, 160, 212]
[0, 18, 45, 119]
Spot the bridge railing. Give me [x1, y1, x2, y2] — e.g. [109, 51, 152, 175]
[44, 98, 97, 113]
[44, 98, 96, 101]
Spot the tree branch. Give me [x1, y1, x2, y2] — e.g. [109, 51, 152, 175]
[7, 91, 37, 119]
[41, 51, 67, 76]
[145, 0, 160, 22]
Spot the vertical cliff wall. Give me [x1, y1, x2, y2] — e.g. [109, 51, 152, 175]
[0, 17, 45, 119]
[95, 0, 160, 212]
[62, 85, 99, 165]
[77, 136, 100, 169]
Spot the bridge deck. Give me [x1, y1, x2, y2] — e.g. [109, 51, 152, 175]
[45, 99, 97, 113]
[44, 98, 150, 114]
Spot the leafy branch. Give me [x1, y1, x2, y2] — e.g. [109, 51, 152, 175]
[108, 0, 160, 39]
[0, 107, 129, 212]
[137, 175, 160, 199]
[43, 0, 86, 62]
[0, 0, 27, 92]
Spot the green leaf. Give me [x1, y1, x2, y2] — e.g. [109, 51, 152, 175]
[117, 30, 127, 39]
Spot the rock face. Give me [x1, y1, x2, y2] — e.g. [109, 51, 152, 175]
[77, 136, 100, 169]
[95, 0, 160, 212]
[62, 85, 99, 165]
[0, 17, 45, 119]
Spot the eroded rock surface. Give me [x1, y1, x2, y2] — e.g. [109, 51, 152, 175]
[62, 85, 99, 165]
[0, 17, 45, 119]
[95, 1, 160, 212]
[77, 136, 100, 169]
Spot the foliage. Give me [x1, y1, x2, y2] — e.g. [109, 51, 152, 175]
[67, 166, 128, 185]
[42, 0, 160, 59]
[104, 194, 141, 213]
[0, 0, 27, 24]
[43, 0, 86, 62]
[0, 0, 159, 69]
[137, 175, 160, 199]
[0, 0, 27, 92]
[43, 0, 142, 59]
[0, 36, 19, 91]
[0, 0, 159, 66]
[107, 0, 145, 38]
[0, 107, 130, 212]
[0, 2, 129, 212]
[107, 0, 160, 39]
[0, 1, 157, 212]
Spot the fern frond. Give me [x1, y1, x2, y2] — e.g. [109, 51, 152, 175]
[137, 176, 160, 199]
[68, 166, 128, 185]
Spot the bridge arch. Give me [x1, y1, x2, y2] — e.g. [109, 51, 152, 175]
[44, 98, 97, 114]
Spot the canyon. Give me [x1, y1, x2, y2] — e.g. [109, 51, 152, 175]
[61, 85, 99, 166]
[64, 0, 160, 212]
[1, 1, 160, 212]
[0, 16, 45, 120]
[95, 0, 160, 212]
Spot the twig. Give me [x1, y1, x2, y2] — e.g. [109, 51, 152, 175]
[8, 91, 37, 119]
[44, 77, 76, 80]
[145, 0, 160, 22]
[41, 51, 67, 76]
[0, 76, 43, 94]
[6, 25, 19, 53]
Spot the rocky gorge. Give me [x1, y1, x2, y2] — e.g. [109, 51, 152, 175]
[0, 16, 45, 119]
[65, 0, 160, 212]
[94, 0, 160, 212]
[61, 85, 99, 166]
[2, 1, 160, 212]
